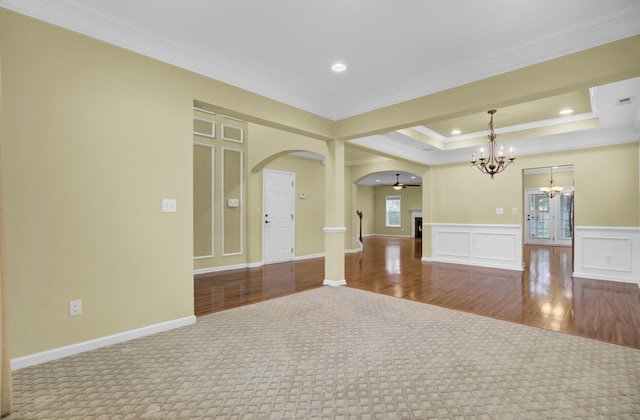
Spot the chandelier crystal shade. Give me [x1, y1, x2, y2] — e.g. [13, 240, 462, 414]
[540, 167, 564, 198]
[471, 110, 515, 179]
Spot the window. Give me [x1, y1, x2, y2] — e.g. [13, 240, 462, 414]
[386, 195, 401, 227]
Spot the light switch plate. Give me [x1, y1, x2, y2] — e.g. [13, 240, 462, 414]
[162, 199, 177, 213]
[496, 207, 504, 215]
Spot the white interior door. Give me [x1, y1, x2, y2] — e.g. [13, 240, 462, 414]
[263, 169, 295, 263]
[525, 188, 573, 246]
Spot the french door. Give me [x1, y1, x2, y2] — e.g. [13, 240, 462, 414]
[525, 188, 573, 246]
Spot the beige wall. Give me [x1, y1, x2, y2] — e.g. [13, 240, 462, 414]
[193, 144, 214, 257]
[429, 143, 639, 227]
[372, 186, 422, 236]
[432, 162, 522, 224]
[2, 12, 194, 357]
[355, 186, 375, 238]
[0, 10, 331, 358]
[222, 148, 243, 255]
[523, 168, 574, 190]
[518, 143, 638, 227]
[571, 143, 639, 226]
[1, 8, 639, 360]
[192, 107, 250, 269]
[349, 160, 429, 241]
[246, 123, 329, 263]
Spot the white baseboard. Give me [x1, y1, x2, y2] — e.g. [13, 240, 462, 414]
[194, 249, 364, 275]
[11, 315, 196, 371]
[347, 235, 364, 253]
[194, 261, 262, 275]
[573, 271, 639, 284]
[323, 279, 347, 287]
[295, 253, 324, 261]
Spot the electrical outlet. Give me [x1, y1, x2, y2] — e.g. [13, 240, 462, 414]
[69, 300, 82, 317]
[162, 198, 177, 213]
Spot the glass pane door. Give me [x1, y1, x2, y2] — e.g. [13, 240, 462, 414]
[528, 192, 551, 244]
[555, 190, 573, 246]
[525, 188, 573, 246]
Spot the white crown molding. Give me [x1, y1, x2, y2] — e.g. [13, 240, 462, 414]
[331, 8, 640, 120]
[411, 126, 447, 142]
[427, 126, 640, 166]
[352, 123, 638, 167]
[412, 110, 600, 144]
[2, 1, 639, 120]
[349, 134, 433, 166]
[634, 101, 640, 131]
[0, 0, 332, 118]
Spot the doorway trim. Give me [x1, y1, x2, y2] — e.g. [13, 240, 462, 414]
[524, 187, 573, 246]
[262, 169, 295, 264]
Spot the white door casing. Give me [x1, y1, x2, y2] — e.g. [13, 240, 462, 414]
[263, 169, 295, 264]
[525, 188, 573, 246]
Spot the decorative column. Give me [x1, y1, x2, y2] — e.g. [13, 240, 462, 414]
[323, 139, 346, 286]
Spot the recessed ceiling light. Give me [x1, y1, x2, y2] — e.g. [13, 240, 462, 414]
[331, 63, 347, 72]
[411, 176, 416, 179]
[559, 109, 573, 115]
[376, 179, 380, 182]
[451, 129, 461, 135]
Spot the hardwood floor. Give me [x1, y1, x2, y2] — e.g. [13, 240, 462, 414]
[194, 236, 640, 349]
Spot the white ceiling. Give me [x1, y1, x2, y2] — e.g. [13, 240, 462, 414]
[2, 0, 640, 182]
[3, 0, 639, 119]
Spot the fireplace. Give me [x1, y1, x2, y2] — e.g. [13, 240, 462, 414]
[414, 217, 422, 238]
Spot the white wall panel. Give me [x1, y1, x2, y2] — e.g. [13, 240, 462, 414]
[427, 224, 523, 271]
[475, 232, 519, 262]
[574, 226, 640, 284]
[434, 230, 471, 257]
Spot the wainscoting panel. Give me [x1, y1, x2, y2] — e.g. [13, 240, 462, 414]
[574, 226, 640, 284]
[475, 231, 519, 262]
[434, 230, 471, 258]
[427, 223, 523, 271]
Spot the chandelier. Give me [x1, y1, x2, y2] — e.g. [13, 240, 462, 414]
[471, 110, 515, 179]
[540, 167, 564, 198]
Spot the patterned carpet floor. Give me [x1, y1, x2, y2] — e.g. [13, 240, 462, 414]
[7, 286, 640, 419]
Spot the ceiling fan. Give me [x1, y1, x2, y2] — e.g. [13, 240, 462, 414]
[390, 173, 420, 190]
[392, 173, 405, 190]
